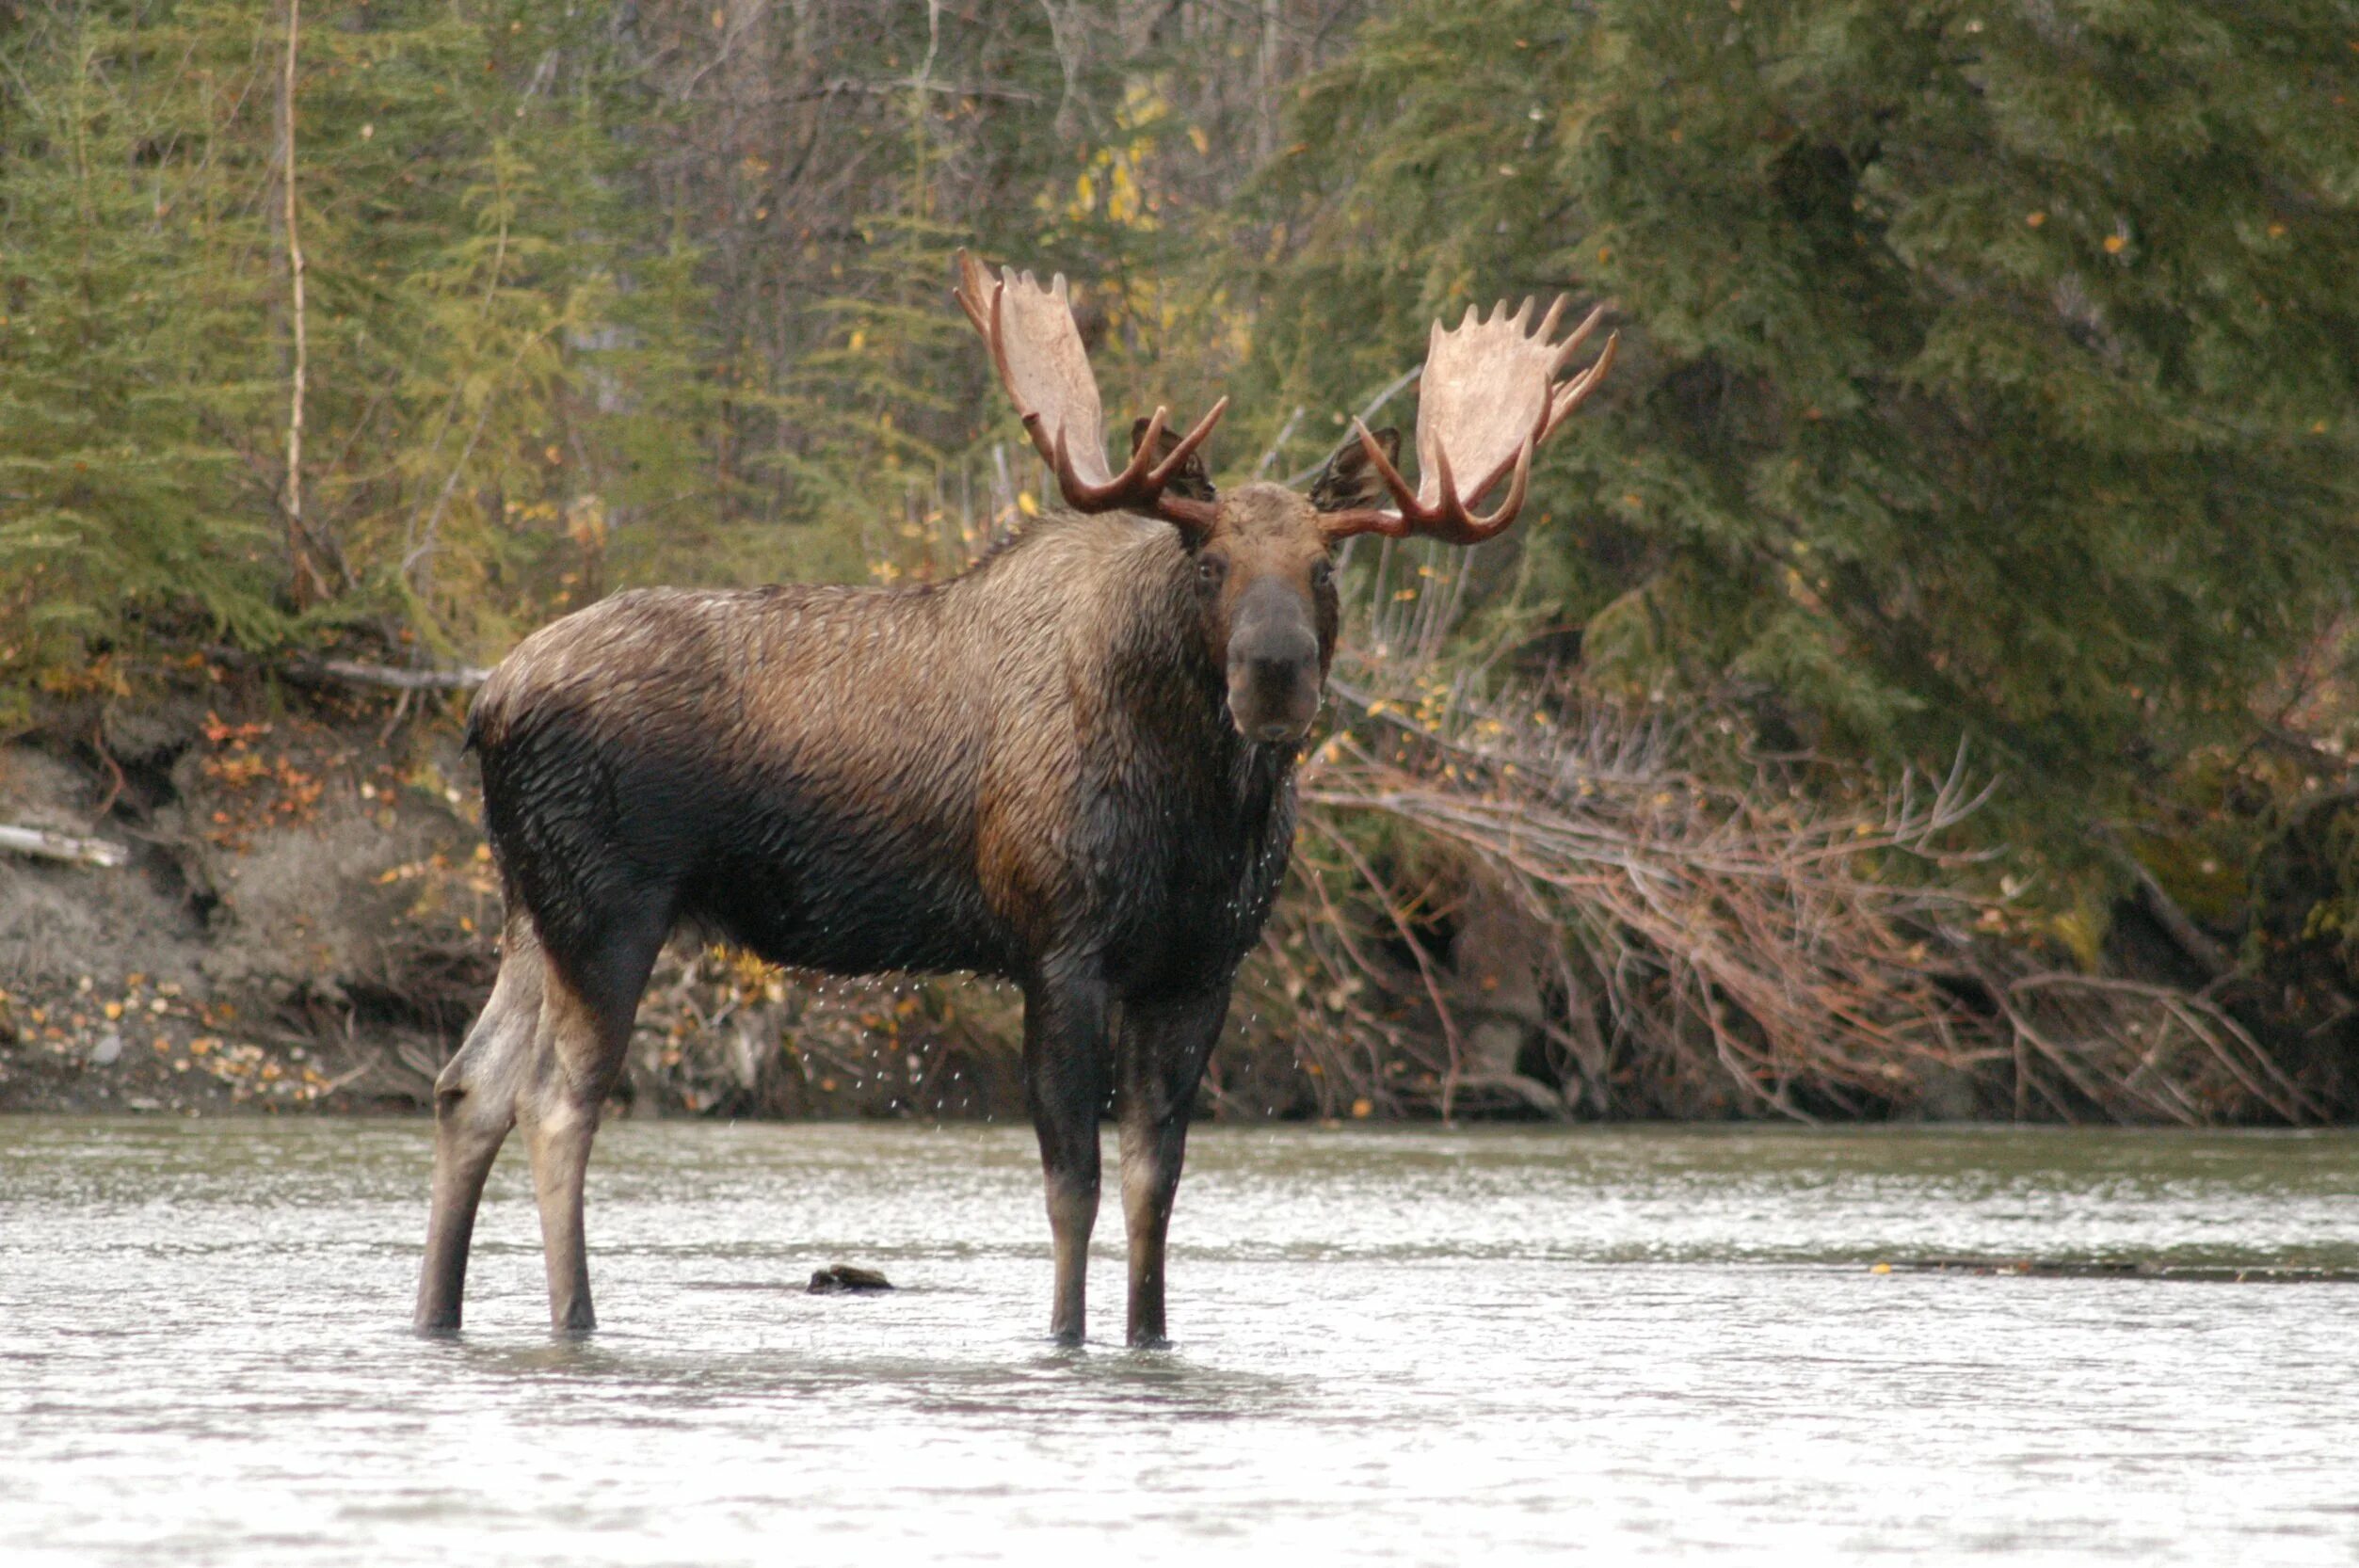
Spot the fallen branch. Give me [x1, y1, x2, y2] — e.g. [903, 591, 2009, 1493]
[284, 659, 489, 692]
[0, 824, 131, 868]
[198, 645, 489, 691]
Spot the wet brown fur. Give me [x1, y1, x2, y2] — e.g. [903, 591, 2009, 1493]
[416, 452, 1391, 1347]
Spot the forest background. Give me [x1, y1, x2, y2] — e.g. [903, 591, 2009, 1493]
[3, 0, 2357, 1125]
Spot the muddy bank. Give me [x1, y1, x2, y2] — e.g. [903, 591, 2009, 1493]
[0, 676, 490, 1115]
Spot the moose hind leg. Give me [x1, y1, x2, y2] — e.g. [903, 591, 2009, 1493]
[1116, 985, 1229, 1349]
[1023, 963, 1111, 1345]
[415, 923, 549, 1333]
[519, 904, 670, 1334]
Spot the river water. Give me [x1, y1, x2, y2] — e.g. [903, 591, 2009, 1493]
[2, 1118, 2355, 1565]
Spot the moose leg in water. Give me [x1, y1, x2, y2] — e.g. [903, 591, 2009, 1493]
[416, 918, 545, 1333]
[516, 898, 674, 1334]
[1023, 959, 1111, 1344]
[1117, 984, 1229, 1349]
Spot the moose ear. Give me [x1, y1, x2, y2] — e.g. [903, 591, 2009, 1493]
[1129, 415, 1218, 504]
[1308, 426, 1402, 514]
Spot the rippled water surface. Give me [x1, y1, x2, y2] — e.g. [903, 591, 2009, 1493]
[4, 1118, 2357, 1564]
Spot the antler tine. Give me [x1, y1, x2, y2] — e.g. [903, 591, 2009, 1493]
[1544, 299, 1599, 371]
[1146, 396, 1229, 488]
[1534, 296, 1568, 345]
[1424, 435, 1536, 545]
[1542, 325, 1617, 443]
[952, 248, 993, 337]
[1033, 395, 1228, 517]
[1039, 403, 1160, 509]
[1349, 416, 1420, 532]
[1321, 293, 1616, 544]
[952, 248, 1225, 533]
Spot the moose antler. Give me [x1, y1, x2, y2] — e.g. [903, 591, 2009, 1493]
[1323, 296, 1617, 545]
[955, 249, 1226, 536]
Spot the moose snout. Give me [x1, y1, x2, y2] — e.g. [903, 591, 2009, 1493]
[1226, 582, 1324, 744]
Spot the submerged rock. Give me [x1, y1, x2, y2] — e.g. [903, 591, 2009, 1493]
[807, 1264, 893, 1294]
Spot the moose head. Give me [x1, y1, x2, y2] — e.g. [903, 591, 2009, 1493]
[954, 251, 1617, 744]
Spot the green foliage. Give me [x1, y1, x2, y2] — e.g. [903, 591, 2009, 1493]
[1252, 0, 2359, 840]
[0, 2, 287, 664]
[0, 1, 1331, 682]
[0, 0, 714, 678]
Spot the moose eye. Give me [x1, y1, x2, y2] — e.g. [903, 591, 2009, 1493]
[1196, 554, 1228, 589]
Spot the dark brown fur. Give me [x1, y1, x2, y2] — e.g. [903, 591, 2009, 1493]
[416, 451, 1392, 1346]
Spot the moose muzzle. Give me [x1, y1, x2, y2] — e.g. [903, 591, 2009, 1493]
[1226, 577, 1324, 745]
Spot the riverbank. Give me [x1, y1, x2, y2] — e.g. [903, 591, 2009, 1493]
[0, 666, 485, 1117]
[4, 658, 2351, 1124]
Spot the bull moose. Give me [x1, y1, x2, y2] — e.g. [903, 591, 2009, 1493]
[415, 252, 1615, 1345]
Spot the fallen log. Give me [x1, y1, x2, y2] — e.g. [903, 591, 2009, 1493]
[291, 658, 489, 692]
[0, 824, 130, 868]
[199, 645, 489, 692]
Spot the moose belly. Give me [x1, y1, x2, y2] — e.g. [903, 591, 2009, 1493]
[681, 789, 1012, 981]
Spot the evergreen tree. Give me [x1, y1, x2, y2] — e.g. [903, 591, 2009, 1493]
[0, 0, 712, 686]
[1249, 0, 2359, 843]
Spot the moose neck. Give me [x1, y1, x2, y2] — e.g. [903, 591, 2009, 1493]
[945, 510, 1304, 818]
[1124, 525, 1302, 820]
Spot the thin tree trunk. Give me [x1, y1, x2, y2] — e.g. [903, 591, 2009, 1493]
[279, 0, 320, 607]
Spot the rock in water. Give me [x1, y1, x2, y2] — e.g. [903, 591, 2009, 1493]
[807, 1264, 893, 1294]
[88, 1032, 123, 1066]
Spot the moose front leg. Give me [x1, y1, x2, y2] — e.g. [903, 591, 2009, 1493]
[1116, 984, 1229, 1349]
[1022, 961, 1111, 1345]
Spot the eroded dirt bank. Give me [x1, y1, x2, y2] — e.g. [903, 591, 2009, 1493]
[2, 674, 489, 1114]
